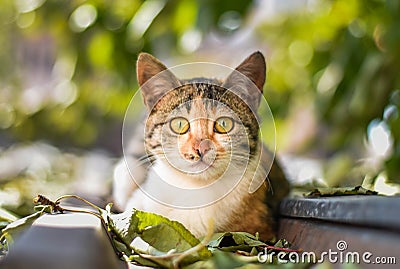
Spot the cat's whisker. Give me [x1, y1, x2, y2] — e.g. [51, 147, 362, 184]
[226, 155, 252, 161]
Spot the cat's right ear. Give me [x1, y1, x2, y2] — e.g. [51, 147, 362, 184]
[137, 53, 181, 110]
[222, 51, 266, 110]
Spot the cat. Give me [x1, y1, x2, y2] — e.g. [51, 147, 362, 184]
[113, 51, 290, 241]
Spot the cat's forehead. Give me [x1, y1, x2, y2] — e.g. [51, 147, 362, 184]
[181, 77, 221, 85]
[170, 96, 234, 120]
[150, 82, 251, 117]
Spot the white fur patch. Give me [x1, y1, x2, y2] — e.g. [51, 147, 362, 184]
[121, 158, 263, 237]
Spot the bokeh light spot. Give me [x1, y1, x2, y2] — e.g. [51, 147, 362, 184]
[179, 29, 202, 54]
[0, 103, 16, 129]
[16, 11, 35, 28]
[127, 0, 166, 40]
[289, 40, 313, 67]
[218, 11, 242, 32]
[367, 120, 393, 158]
[15, 0, 45, 13]
[317, 63, 343, 94]
[69, 4, 97, 33]
[52, 80, 78, 107]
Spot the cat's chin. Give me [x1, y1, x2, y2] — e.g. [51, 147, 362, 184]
[166, 157, 216, 175]
[153, 159, 229, 188]
[187, 160, 213, 173]
[176, 163, 227, 183]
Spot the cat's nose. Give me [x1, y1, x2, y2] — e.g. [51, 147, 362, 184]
[194, 139, 213, 158]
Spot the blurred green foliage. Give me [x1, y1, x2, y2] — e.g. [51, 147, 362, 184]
[0, 0, 254, 214]
[0, 0, 251, 151]
[0, 0, 399, 189]
[258, 0, 400, 185]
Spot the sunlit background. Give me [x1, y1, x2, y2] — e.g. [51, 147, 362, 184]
[0, 0, 399, 216]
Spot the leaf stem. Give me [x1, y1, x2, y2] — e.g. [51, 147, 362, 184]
[55, 194, 101, 211]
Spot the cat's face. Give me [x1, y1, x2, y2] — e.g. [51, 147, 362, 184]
[145, 83, 259, 182]
[138, 52, 266, 184]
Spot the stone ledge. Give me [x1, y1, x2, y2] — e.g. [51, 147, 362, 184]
[280, 195, 400, 231]
[0, 213, 145, 269]
[278, 218, 400, 269]
[278, 195, 400, 268]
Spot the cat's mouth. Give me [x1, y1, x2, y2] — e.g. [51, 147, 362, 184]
[188, 159, 214, 172]
[166, 153, 217, 175]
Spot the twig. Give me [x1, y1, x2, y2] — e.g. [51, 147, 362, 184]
[54, 194, 101, 211]
[34, 194, 103, 218]
[33, 195, 63, 212]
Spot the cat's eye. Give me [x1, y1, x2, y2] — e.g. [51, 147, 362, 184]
[170, 117, 190, 134]
[214, 117, 234, 134]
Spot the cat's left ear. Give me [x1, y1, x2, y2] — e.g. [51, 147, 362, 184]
[222, 51, 266, 109]
[137, 53, 181, 110]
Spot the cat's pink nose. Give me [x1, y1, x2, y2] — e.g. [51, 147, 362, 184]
[194, 139, 213, 158]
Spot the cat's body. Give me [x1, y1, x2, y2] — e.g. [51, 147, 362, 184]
[113, 52, 290, 241]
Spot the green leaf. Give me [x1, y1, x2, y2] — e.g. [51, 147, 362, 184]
[0, 208, 18, 223]
[273, 239, 291, 249]
[0, 208, 18, 231]
[134, 210, 207, 254]
[304, 186, 378, 197]
[184, 259, 215, 269]
[209, 232, 267, 252]
[141, 222, 193, 253]
[100, 205, 211, 267]
[0, 205, 51, 250]
[212, 251, 246, 268]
